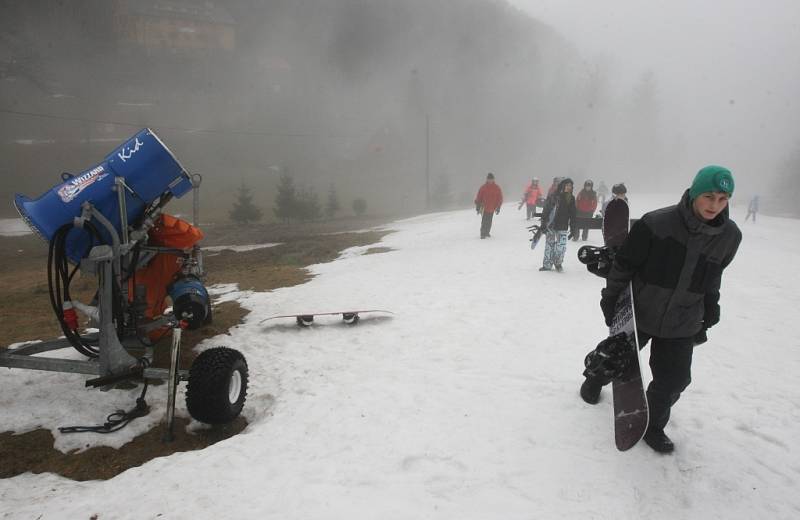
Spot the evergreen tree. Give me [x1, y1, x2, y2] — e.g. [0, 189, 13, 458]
[229, 182, 263, 224]
[273, 172, 298, 223]
[352, 197, 367, 216]
[325, 183, 341, 218]
[297, 186, 322, 221]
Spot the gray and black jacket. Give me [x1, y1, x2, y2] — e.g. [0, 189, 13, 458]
[602, 190, 741, 338]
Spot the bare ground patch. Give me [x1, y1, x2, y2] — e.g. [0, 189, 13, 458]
[0, 222, 391, 481]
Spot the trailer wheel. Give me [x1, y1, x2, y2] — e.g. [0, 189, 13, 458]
[186, 347, 248, 424]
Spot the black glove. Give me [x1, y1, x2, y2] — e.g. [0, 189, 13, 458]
[476, 203, 482, 214]
[495, 208, 500, 215]
[704, 303, 720, 329]
[600, 290, 617, 327]
[693, 328, 708, 346]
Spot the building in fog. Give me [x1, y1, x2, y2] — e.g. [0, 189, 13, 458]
[114, 0, 236, 52]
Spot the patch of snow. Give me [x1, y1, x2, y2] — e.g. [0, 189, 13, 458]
[203, 243, 282, 253]
[0, 218, 32, 237]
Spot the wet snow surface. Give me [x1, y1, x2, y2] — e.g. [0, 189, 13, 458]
[2, 194, 799, 519]
[0, 218, 32, 237]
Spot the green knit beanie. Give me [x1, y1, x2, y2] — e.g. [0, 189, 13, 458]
[689, 165, 735, 199]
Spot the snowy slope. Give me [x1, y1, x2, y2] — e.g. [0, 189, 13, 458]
[1, 193, 799, 519]
[0, 218, 31, 237]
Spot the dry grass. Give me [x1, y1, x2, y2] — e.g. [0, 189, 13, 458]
[0, 219, 392, 481]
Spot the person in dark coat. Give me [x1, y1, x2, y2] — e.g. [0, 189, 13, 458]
[580, 165, 742, 453]
[539, 177, 577, 271]
[474, 172, 504, 239]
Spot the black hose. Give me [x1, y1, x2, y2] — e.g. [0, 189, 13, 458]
[48, 224, 101, 357]
[58, 380, 150, 434]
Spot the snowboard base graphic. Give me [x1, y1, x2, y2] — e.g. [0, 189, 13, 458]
[580, 198, 649, 451]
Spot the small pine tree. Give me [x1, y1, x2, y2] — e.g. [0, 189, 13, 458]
[229, 183, 263, 224]
[325, 183, 341, 218]
[273, 172, 297, 223]
[297, 186, 322, 221]
[352, 197, 367, 216]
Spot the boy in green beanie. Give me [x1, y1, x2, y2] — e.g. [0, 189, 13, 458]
[580, 165, 741, 453]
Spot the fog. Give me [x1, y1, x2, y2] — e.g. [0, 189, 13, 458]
[2, 0, 798, 221]
[511, 0, 800, 205]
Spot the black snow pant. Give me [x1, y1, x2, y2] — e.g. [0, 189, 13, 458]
[480, 211, 495, 238]
[576, 210, 593, 240]
[586, 331, 694, 432]
[639, 332, 694, 433]
[526, 203, 537, 220]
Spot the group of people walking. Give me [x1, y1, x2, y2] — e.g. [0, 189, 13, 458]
[475, 167, 742, 454]
[476, 173, 626, 272]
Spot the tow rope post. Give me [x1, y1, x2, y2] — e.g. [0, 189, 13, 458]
[162, 320, 186, 443]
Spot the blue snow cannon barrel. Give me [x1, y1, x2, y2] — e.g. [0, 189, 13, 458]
[14, 128, 194, 262]
[169, 275, 210, 330]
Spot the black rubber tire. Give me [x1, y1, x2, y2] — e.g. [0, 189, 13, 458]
[186, 347, 248, 424]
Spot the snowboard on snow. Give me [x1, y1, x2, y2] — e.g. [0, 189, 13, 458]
[259, 310, 394, 327]
[579, 198, 649, 451]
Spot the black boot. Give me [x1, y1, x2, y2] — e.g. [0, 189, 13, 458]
[580, 377, 602, 404]
[643, 428, 675, 453]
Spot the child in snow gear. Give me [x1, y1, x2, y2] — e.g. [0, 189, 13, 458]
[539, 177, 577, 271]
[575, 180, 599, 241]
[474, 172, 504, 239]
[745, 195, 759, 222]
[580, 165, 741, 453]
[519, 178, 543, 220]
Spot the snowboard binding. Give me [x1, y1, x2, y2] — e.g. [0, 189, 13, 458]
[577, 245, 616, 279]
[583, 332, 635, 381]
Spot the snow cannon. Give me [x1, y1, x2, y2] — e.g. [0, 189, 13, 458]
[2, 131, 249, 437]
[14, 128, 193, 263]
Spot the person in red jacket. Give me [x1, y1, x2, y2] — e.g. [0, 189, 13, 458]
[518, 177, 544, 220]
[575, 180, 599, 241]
[474, 172, 504, 239]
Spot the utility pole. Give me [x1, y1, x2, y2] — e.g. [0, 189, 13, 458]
[425, 114, 430, 211]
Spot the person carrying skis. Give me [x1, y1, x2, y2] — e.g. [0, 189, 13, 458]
[580, 165, 742, 454]
[474, 172, 504, 239]
[539, 177, 577, 271]
[519, 177, 544, 220]
[575, 180, 599, 241]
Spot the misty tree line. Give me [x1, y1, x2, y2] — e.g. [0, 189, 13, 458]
[4, 1, 800, 217]
[229, 173, 369, 224]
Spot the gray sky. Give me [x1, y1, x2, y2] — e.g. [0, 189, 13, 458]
[507, 0, 800, 194]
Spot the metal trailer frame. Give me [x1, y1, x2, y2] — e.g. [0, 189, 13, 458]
[0, 173, 206, 439]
